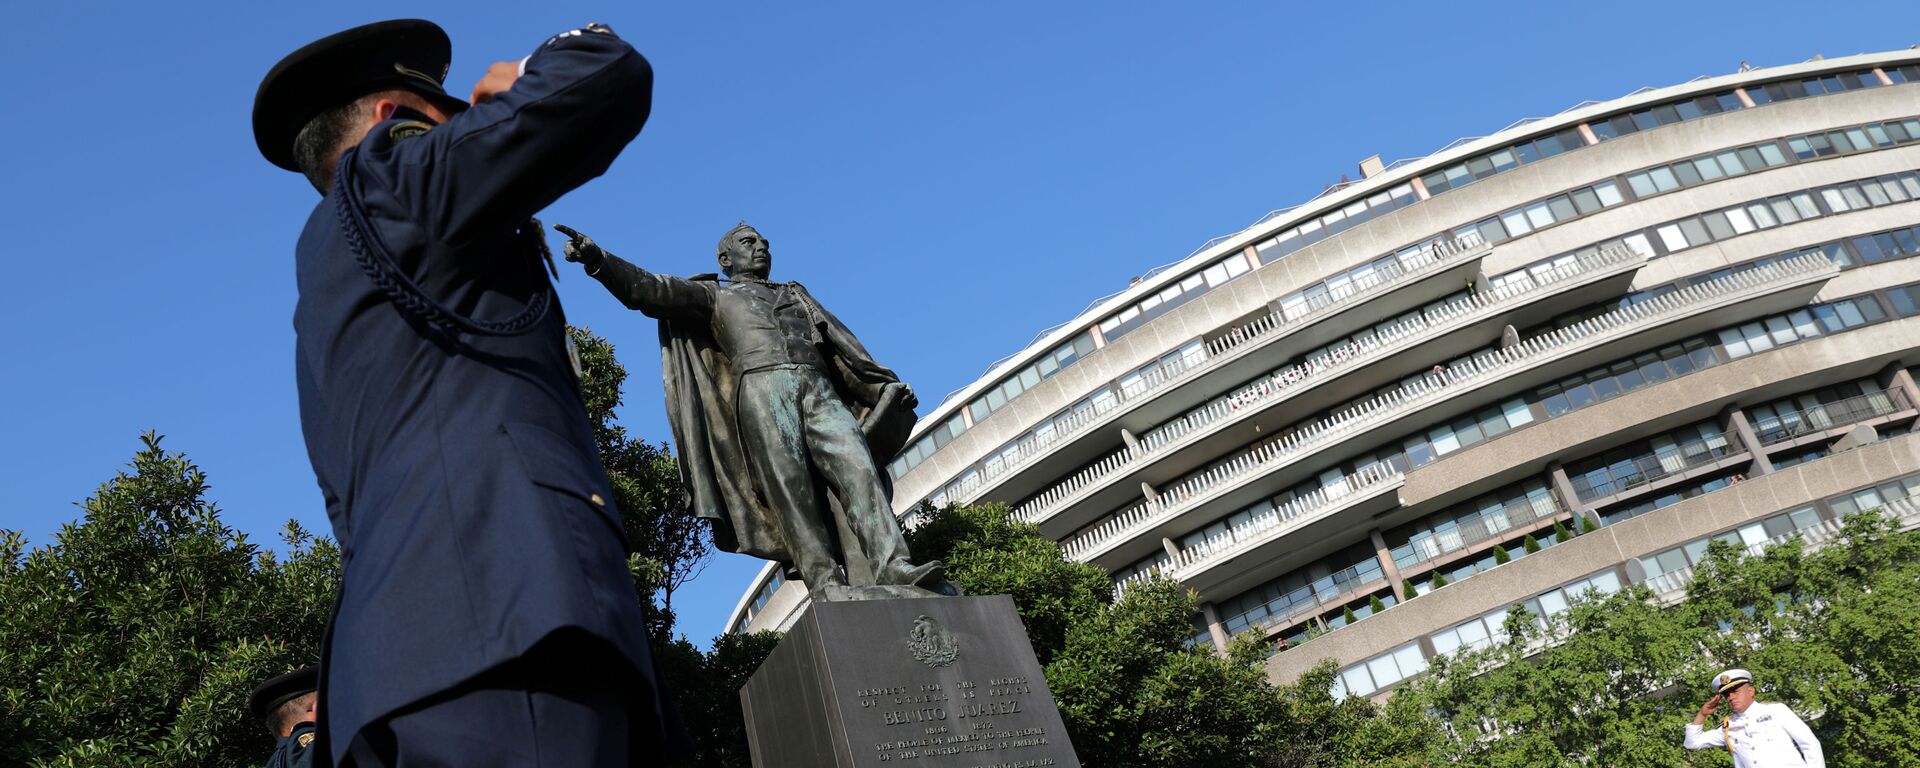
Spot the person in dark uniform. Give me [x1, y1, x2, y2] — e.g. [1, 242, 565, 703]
[251, 19, 675, 766]
[250, 667, 319, 768]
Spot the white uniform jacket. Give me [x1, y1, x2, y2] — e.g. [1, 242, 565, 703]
[1684, 701, 1824, 768]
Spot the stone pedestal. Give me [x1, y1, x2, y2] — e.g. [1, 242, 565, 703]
[740, 595, 1080, 767]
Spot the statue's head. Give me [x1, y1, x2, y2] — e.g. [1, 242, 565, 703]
[716, 221, 772, 280]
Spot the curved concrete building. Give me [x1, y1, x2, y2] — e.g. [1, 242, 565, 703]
[728, 51, 1920, 698]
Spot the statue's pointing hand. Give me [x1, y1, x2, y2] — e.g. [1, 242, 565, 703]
[553, 224, 606, 271]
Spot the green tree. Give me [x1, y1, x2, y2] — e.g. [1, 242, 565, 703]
[655, 631, 783, 768]
[0, 433, 340, 768]
[0, 329, 712, 767]
[1522, 534, 1542, 554]
[1267, 660, 1440, 768]
[1678, 511, 1920, 767]
[1579, 514, 1600, 534]
[1390, 508, 1920, 767]
[570, 326, 711, 637]
[1342, 606, 1359, 625]
[1552, 518, 1574, 541]
[1045, 577, 1284, 767]
[1402, 578, 1419, 599]
[1369, 595, 1386, 614]
[904, 501, 1111, 665]
[1408, 594, 1713, 767]
[1493, 545, 1511, 565]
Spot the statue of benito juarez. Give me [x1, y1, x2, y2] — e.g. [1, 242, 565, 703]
[556, 222, 952, 601]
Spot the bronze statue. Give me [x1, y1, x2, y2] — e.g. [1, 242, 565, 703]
[557, 222, 952, 600]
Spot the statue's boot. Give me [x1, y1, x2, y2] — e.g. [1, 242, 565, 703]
[804, 571, 850, 602]
[877, 559, 947, 589]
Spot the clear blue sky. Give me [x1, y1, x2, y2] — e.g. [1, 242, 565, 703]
[3, 1, 1915, 646]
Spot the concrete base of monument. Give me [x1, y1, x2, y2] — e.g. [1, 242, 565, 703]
[740, 594, 1081, 768]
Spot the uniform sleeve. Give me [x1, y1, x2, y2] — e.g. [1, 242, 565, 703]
[370, 28, 653, 244]
[1683, 722, 1726, 751]
[1776, 705, 1824, 767]
[589, 252, 714, 319]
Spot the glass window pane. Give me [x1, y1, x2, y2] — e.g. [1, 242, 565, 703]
[1368, 656, 1403, 688]
[1548, 196, 1579, 221]
[1771, 198, 1800, 224]
[1342, 666, 1376, 696]
[1864, 181, 1891, 206]
[1590, 571, 1621, 594]
[1572, 187, 1603, 213]
[1792, 193, 1821, 219]
[1502, 210, 1533, 237]
[1724, 207, 1755, 234]
[1525, 202, 1556, 229]
[1393, 645, 1427, 677]
[1678, 218, 1712, 246]
[1842, 185, 1871, 210]
[1503, 399, 1534, 428]
[1693, 157, 1724, 180]
[1628, 173, 1658, 198]
[1883, 178, 1911, 203]
[1594, 180, 1624, 207]
[1649, 167, 1680, 191]
[1703, 212, 1736, 241]
[1822, 188, 1851, 211]
[1657, 224, 1690, 251]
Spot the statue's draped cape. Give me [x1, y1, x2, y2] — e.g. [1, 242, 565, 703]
[657, 275, 915, 564]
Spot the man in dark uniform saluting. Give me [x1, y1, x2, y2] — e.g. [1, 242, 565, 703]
[251, 666, 319, 768]
[251, 19, 674, 765]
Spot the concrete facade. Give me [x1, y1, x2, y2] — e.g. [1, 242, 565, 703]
[1267, 432, 1920, 684]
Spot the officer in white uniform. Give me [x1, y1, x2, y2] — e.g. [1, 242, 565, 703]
[1684, 668, 1824, 768]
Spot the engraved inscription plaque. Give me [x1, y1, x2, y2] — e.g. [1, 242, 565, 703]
[740, 595, 1081, 768]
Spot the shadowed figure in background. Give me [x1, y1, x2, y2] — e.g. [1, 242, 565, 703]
[558, 222, 953, 600]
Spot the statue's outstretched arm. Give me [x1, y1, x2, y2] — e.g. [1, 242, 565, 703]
[555, 224, 713, 318]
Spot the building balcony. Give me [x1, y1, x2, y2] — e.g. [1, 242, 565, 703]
[1028, 252, 1834, 565]
[934, 235, 1495, 512]
[1115, 465, 1404, 596]
[1571, 432, 1747, 504]
[1013, 243, 1648, 538]
[1754, 388, 1916, 450]
[1263, 432, 1920, 689]
[1398, 317, 1920, 516]
[1389, 492, 1566, 577]
[1218, 561, 1394, 644]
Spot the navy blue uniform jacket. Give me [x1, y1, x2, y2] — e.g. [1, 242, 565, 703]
[292, 29, 659, 762]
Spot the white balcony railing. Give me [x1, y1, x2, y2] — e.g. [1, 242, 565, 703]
[1111, 464, 1403, 590]
[1035, 252, 1833, 552]
[1012, 242, 1656, 526]
[933, 233, 1491, 503]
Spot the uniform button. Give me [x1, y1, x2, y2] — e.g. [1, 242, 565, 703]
[590, 493, 606, 507]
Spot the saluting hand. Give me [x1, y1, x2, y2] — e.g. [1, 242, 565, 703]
[471, 61, 522, 104]
[554, 224, 606, 270]
[1694, 695, 1722, 724]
